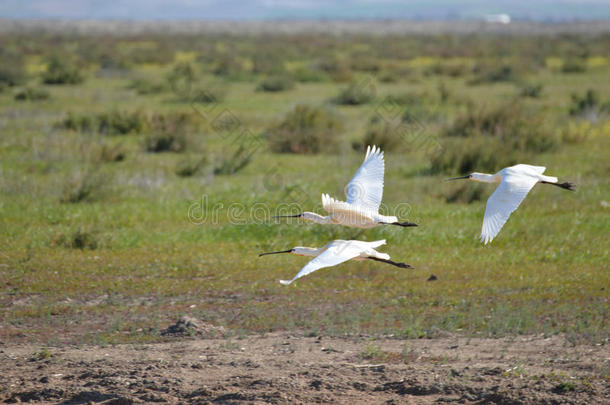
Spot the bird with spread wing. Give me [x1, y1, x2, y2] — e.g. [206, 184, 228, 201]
[274, 145, 417, 228]
[259, 239, 412, 285]
[447, 164, 575, 244]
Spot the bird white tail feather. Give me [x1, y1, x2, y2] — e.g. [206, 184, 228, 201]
[540, 175, 558, 183]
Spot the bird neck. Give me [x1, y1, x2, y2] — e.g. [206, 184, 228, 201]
[471, 172, 500, 183]
[292, 247, 322, 257]
[301, 212, 331, 224]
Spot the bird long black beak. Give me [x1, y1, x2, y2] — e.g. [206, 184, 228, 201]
[258, 249, 293, 257]
[272, 214, 302, 218]
[445, 175, 470, 181]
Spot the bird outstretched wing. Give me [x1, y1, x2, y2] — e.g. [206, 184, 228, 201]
[346, 145, 385, 213]
[480, 173, 538, 244]
[279, 240, 366, 285]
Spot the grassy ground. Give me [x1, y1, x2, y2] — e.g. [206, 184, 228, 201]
[0, 29, 608, 346]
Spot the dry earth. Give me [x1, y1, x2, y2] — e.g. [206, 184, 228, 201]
[1, 324, 608, 404]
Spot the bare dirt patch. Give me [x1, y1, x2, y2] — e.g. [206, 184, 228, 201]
[0, 333, 607, 404]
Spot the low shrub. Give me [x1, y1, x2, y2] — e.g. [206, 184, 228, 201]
[444, 183, 485, 204]
[57, 111, 147, 135]
[0, 64, 27, 87]
[98, 111, 147, 135]
[444, 103, 558, 153]
[519, 83, 544, 98]
[144, 112, 195, 153]
[14, 87, 51, 101]
[569, 89, 609, 119]
[98, 142, 126, 163]
[127, 78, 169, 95]
[60, 169, 105, 203]
[213, 145, 253, 175]
[430, 136, 519, 174]
[333, 82, 376, 105]
[266, 104, 344, 154]
[257, 76, 295, 92]
[292, 66, 328, 83]
[145, 132, 187, 153]
[357, 116, 404, 152]
[469, 63, 519, 85]
[316, 57, 353, 82]
[188, 83, 227, 104]
[562, 58, 587, 73]
[176, 155, 206, 177]
[52, 228, 99, 249]
[42, 55, 84, 85]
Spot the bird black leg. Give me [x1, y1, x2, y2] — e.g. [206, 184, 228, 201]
[541, 181, 576, 191]
[367, 257, 413, 269]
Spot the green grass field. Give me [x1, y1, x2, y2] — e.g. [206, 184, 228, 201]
[0, 29, 608, 346]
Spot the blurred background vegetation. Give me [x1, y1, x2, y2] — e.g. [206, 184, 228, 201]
[0, 23, 608, 345]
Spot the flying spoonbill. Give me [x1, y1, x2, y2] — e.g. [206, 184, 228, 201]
[274, 145, 417, 228]
[447, 164, 575, 244]
[259, 239, 412, 285]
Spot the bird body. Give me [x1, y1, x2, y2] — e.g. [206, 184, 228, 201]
[259, 239, 412, 285]
[448, 164, 574, 244]
[275, 145, 416, 229]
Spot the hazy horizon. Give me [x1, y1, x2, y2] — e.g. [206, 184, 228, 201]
[1, 0, 610, 22]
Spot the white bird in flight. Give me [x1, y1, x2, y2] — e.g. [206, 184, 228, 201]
[274, 145, 417, 229]
[447, 164, 575, 244]
[259, 239, 412, 285]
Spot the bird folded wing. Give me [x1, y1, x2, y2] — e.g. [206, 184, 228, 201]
[322, 194, 375, 219]
[480, 174, 538, 245]
[345, 145, 385, 213]
[279, 241, 365, 285]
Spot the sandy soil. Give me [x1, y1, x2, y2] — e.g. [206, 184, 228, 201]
[0, 329, 608, 404]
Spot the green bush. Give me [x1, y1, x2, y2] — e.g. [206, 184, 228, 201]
[145, 132, 188, 153]
[0, 65, 27, 87]
[257, 76, 295, 92]
[316, 57, 353, 82]
[52, 228, 99, 250]
[469, 63, 518, 85]
[60, 169, 105, 203]
[430, 136, 519, 174]
[569, 89, 609, 118]
[445, 103, 558, 153]
[213, 145, 253, 175]
[57, 111, 147, 135]
[144, 113, 194, 153]
[444, 183, 485, 204]
[519, 83, 544, 98]
[357, 116, 404, 152]
[176, 155, 206, 177]
[97, 143, 126, 163]
[98, 111, 147, 135]
[14, 87, 51, 101]
[266, 104, 344, 154]
[333, 82, 376, 105]
[212, 55, 248, 79]
[42, 55, 84, 85]
[127, 78, 169, 95]
[189, 83, 227, 104]
[292, 66, 328, 83]
[562, 59, 586, 73]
